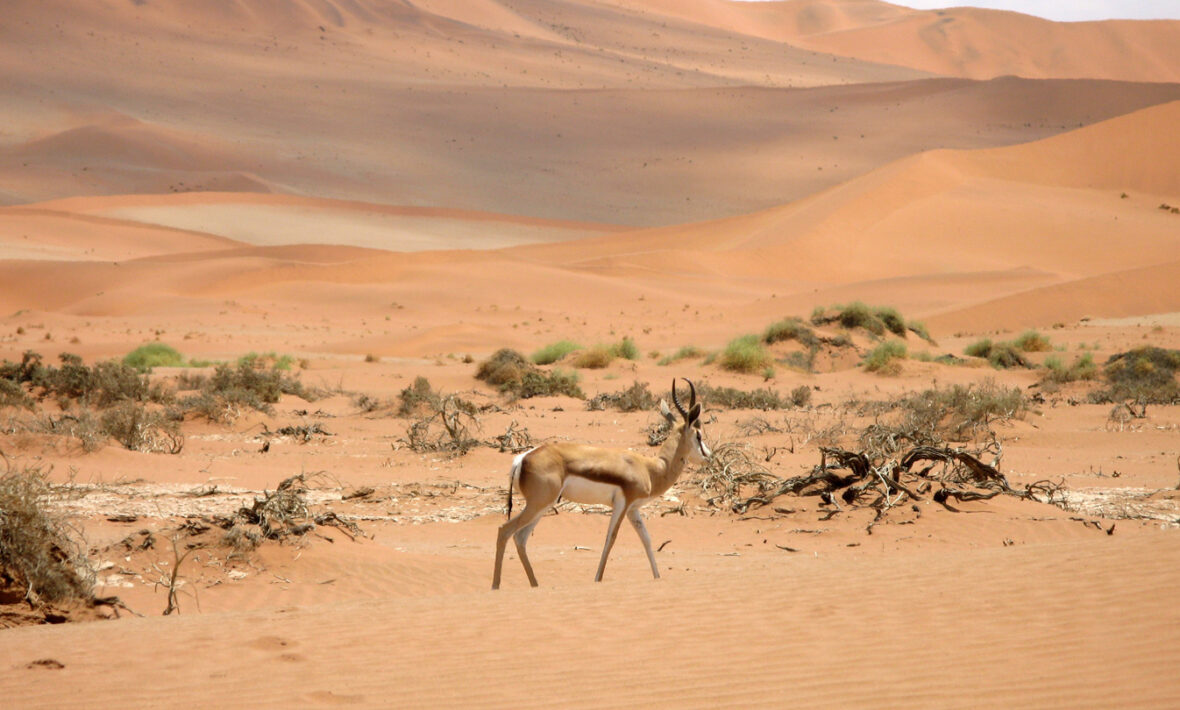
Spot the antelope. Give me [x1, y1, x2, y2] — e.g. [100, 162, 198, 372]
[492, 378, 710, 589]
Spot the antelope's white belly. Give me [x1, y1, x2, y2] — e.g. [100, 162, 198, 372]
[560, 476, 620, 507]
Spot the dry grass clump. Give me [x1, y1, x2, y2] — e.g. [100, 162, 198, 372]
[1013, 330, 1052, 353]
[0, 461, 94, 604]
[586, 381, 658, 412]
[571, 344, 616, 369]
[476, 349, 584, 399]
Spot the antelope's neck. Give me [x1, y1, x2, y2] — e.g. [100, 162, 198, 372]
[650, 430, 691, 496]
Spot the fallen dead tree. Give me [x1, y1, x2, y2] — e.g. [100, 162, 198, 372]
[700, 442, 1064, 531]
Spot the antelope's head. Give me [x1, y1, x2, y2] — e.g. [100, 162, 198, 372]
[660, 378, 711, 463]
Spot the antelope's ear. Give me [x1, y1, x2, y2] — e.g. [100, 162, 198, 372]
[659, 399, 676, 423]
[689, 403, 702, 423]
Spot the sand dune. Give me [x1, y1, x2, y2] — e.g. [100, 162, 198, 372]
[3, 1, 1179, 224]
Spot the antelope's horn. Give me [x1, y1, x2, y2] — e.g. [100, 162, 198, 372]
[671, 378, 688, 418]
[684, 378, 697, 411]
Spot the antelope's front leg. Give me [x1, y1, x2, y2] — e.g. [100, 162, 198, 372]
[627, 507, 660, 579]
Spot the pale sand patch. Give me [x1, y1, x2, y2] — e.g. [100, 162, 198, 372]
[98, 203, 611, 252]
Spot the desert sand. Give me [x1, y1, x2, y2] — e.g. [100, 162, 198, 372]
[0, 1, 1178, 708]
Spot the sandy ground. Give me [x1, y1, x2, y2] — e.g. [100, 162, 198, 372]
[1, 1, 1179, 708]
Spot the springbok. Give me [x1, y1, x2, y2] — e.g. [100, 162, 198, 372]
[492, 378, 710, 589]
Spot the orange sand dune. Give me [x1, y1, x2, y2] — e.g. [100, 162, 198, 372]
[3, 1, 1179, 224]
[2, 102, 1177, 346]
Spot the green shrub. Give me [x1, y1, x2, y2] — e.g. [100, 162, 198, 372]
[123, 343, 184, 371]
[658, 346, 704, 366]
[863, 341, 907, 374]
[531, 340, 581, 365]
[964, 339, 993, 358]
[888, 381, 1028, 442]
[874, 307, 907, 338]
[611, 337, 640, 361]
[718, 335, 772, 374]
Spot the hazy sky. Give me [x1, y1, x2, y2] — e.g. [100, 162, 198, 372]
[892, 1, 1180, 22]
[743, 2, 1180, 23]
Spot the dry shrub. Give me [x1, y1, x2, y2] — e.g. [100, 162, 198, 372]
[476, 349, 583, 399]
[586, 381, 657, 412]
[397, 376, 440, 416]
[0, 461, 94, 604]
[1097, 347, 1180, 404]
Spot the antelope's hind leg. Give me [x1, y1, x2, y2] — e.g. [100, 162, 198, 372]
[493, 502, 549, 589]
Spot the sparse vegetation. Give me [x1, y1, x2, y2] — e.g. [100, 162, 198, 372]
[178, 359, 312, 423]
[718, 335, 772, 374]
[811, 302, 907, 338]
[964, 339, 1032, 369]
[1042, 353, 1098, 384]
[658, 345, 704, 366]
[863, 341, 907, 374]
[695, 382, 789, 410]
[532, 340, 581, 365]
